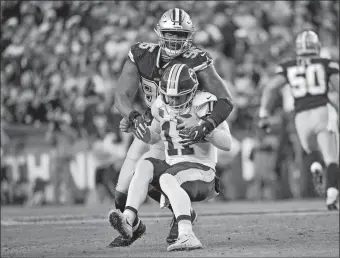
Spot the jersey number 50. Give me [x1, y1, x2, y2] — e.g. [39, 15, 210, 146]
[287, 64, 326, 98]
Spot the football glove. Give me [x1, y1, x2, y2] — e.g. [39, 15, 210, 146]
[128, 111, 151, 142]
[178, 120, 214, 146]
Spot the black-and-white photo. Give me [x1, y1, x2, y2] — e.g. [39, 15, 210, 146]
[1, 1, 339, 257]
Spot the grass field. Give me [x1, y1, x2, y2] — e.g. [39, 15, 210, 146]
[1, 199, 339, 257]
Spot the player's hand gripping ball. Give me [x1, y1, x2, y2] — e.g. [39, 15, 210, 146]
[133, 115, 151, 143]
[176, 114, 197, 137]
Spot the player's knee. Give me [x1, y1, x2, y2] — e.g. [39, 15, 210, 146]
[114, 190, 127, 212]
[135, 159, 154, 183]
[326, 163, 339, 189]
[159, 173, 175, 187]
[159, 173, 182, 195]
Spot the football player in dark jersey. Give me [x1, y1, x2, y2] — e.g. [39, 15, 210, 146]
[258, 30, 339, 210]
[108, 8, 234, 247]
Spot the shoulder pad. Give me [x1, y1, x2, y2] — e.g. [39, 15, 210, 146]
[128, 42, 158, 63]
[180, 46, 213, 72]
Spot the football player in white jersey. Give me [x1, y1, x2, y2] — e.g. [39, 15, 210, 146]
[109, 8, 234, 247]
[109, 64, 232, 251]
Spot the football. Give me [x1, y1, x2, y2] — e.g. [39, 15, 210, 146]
[177, 114, 194, 136]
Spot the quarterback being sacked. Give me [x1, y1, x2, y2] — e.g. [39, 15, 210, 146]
[259, 30, 339, 210]
[109, 8, 234, 247]
[110, 64, 232, 251]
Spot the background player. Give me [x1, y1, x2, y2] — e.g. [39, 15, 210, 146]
[258, 30, 339, 210]
[110, 8, 234, 247]
[109, 63, 232, 251]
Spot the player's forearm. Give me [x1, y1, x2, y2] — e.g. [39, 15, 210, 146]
[328, 92, 339, 112]
[149, 130, 161, 144]
[206, 98, 233, 129]
[205, 123, 232, 151]
[198, 66, 234, 129]
[259, 86, 277, 117]
[114, 92, 136, 118]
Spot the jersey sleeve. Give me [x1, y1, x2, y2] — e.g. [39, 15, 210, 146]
[275, 63, 286, 76]
[326, 60, 339, 76]
[182, 47, 213, 72]
[193, 91, 217, 118]
[127, 42, 141, 64]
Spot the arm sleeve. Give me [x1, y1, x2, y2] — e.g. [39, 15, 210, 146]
[127, 42, 141, 65]
[187, 48, 214, 72]
[327, 60, 339, 76]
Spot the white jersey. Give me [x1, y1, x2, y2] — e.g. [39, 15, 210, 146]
[151, 91, 221, 169]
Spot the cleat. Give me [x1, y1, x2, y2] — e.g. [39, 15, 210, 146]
[107, 220, 146, 247]
[108, 209, 133, 239]
[166, 209, 198, 244]
[167, 233, 202, 252]
[310, 162, 325, 197]
[327, 203, 338, 211]
[326, 187, 339, 211]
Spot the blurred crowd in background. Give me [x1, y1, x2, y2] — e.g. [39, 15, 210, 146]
[1, 1, 339, 206]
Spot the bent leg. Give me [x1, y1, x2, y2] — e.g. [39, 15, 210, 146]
[123, 158, 156, 224]
[115, 138, 149, 211]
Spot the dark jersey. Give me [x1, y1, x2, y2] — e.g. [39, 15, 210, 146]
[276, 57, 339, 113]
[128, 42, 213, 108]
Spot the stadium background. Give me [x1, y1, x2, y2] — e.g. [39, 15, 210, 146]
[1, 0, 339, 206]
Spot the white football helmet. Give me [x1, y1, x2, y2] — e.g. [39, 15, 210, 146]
[295, 30, 321, 56]
[155, 8, 195, 58]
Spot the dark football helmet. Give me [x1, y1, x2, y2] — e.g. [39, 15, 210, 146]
[159, 63, 198, 113]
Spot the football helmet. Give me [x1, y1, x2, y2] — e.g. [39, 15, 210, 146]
[155, 8, 195, 58]
[295, 30, 321, 56]
[159, 63, 198, 113]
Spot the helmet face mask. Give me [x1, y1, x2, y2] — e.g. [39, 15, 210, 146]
[159, 64, 198, 114]
[295, 30, 321, 56]
[155, 8, 195, 58]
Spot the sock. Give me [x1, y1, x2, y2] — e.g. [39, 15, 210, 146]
[123, 159, 154, 226]
[124, 206, 137, 226]
[305, 151, 325, 170]
[326, 163, 339, 189]
[132, 217, 140, 231]
[114, 190, 127, 213]
[178, 219, 193, 236]
[159, 173, 191, 219]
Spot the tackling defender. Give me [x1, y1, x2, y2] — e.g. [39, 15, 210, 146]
[110, 63, 232, 251]
[109, 8, 234, 247]
[258, 30, 339, 210]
